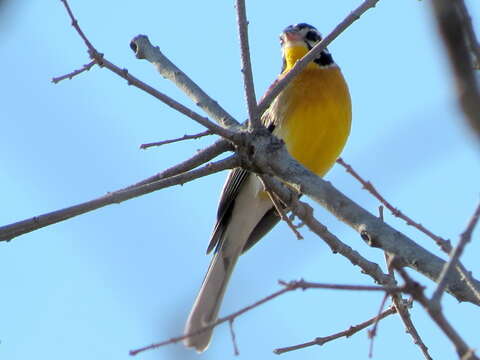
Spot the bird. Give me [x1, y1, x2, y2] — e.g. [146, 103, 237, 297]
[184, 22, 352, 352]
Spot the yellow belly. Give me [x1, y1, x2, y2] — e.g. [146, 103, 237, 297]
[273, 66, 351, 177]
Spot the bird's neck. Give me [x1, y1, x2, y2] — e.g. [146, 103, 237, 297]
[282, 45, 314, 74]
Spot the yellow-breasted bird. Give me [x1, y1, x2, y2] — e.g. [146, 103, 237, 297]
[184, 23, 351, 352]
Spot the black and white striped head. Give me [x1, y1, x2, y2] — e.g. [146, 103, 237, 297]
[280, 23, 333, 70]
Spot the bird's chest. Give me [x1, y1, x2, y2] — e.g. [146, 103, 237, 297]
[271, 67, 351, 176]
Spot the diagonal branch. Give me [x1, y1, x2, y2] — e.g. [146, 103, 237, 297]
[130, 35, 239, 129]
[431, 201, 480, 305]
[0, 155, 238, 242]
[140, 130, 212, 150]
[455, 0, 480, 68]
[274, 304, 398, 355]
[246, 134, 480, 305]
[431, 0, 480, 139]
[395, 264, 479, 360]
[260, 175, 393, 287]
[384, 248, 432, 359]
[235, 0, 260, 129]
[59, 0, 232, 138]
[127, 139, 232, 190]
[130, 280, 402, 356]
[256, 0, 380, 117]
[337, 158, 452, 254]
[51, 60, 96, 83]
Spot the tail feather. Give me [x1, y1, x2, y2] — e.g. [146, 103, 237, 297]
[183, 249, 239, 352]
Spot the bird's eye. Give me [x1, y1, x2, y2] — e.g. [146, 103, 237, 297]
[305, 30, 321, 42]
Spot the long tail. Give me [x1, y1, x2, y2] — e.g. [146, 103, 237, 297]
[183, 248, 240, 352]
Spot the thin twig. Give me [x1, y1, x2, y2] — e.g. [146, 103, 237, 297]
[130, 280, 402, 356]
[259, 175, 303, 240]
[59, 0, 96, 52]
[228, 320, 240, 356]
[455, 265, 480, 303]
[392, 294, 432, 360]
[336, 158, 480, 307]
[260, 176, 394, 287]
[140, 130, 212, 150]
[384, 248, 432, 359]
[394, 263, 479, 360]
[99, 55, 233, 138]
[130, 35, 239, 129]
[256, 0, 380, 117]
[337, 158, 452, 253]
[127, 139, 232, 190]
[0, 156, 238, 242]
[51, 60, 96, 83]
[59, 0, 233, 138]
[368, 293, 388, 358]
[235, 0, 260, 129]
[130, 282, 292, 356]
[431, 201, 480, 305]
[274, 305, 397, 355]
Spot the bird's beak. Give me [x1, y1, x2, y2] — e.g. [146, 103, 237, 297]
[283, 31, 302, 42]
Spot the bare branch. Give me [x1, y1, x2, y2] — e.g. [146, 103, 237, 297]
[130, 35, 239, 129]
[0, 155, 238, 242]
[127, 139, 232, 189]
[395, 264, 479, 360]
[274, 305, 398, 355]
[431, 201, 480, 305]
[51, 60, 96, 83]
[59, 0, 232, 138]
[246, 136, 480, 304]
[337, 158, 480, 308]
[259, 175, 303, 240]
[431, 0, 480, 139]
[455, 0, 480, 68]
[260, 175, 393, 287]
[97, 55, 233, 138]
[368, 293, 389, 357]
[130, 280, 401, 356]
[337, 158, 452, 254]
[235, 0, 260, 129]
[59, 0, 96, 52]
[228, 319, 240, 356]
[256, 0, 380, 117]
[455, 265, 480, 304]
[140, 130, 212, 150]
[384, 252, 433, 359]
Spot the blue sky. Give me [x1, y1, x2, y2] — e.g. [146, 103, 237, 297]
[1, 1, 479, 360]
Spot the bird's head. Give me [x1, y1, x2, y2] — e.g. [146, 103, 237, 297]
[280, 23, 333, 72]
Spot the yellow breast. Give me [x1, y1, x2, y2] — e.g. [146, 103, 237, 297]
[272, 63, 351, 177]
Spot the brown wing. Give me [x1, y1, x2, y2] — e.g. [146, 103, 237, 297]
[206, 79, 281, 254]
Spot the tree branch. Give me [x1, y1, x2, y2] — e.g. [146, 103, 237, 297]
[256, 0, 380, 117]
[246, 134, 480, 305]
[260, 175, 393, 287]
[337, 158, 452, 254]
[431, 0, 480, 139]
[51, 60, 95, 83]
[0, 155, 238, 242]
[395, 264, 479, 360]
[235, 0, 260, 129]
[140, 130, 212, 150]
[130, 35, 239, 129]
[59, 0, 232, 138]
[431, 201, 480, 305]
[274, 304, 399, 355]
[130, 279, 402, 356]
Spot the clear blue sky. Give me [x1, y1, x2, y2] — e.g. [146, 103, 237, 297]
[1, 1, 479, 360]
